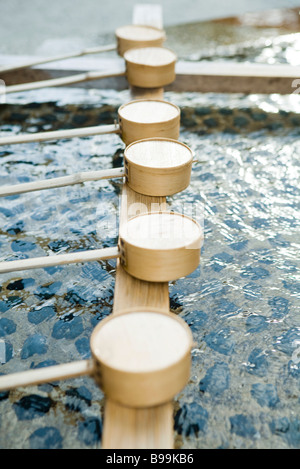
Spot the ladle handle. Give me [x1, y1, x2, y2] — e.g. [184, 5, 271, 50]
[0, 359, 94, 391]
[0, 44, 116, 74]
[0, 123, 120, 146]
[5, 67, 126, 94]
[0, 246, 120, 274]
[0, 167, 125, 197]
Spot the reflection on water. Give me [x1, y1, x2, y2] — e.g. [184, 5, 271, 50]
[0, 78, 299, 449]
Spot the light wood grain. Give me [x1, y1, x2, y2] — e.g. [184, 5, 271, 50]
[91, 310, 192, 407]
[101, 6, 177, 445]
[0, 360, 93, 391]
[0, 44, 116, 74]
[4, 47, 177, 94]
[0, 138, 192, 197]
[102, 400, 174, 449]
[0, 123, 119, 146]
[125, 138, 192, 196]
[0, 99, 180, 146]
[5, 67, 126, 94]
[124, 47, 177, 88]
[116, 24, 165, 56]
[118, 99, 180, 145]
[102, 183, 174, 448]
[0, 167, 125, 197]
[0, 246, 120, 273]
[119, 211, 202, 282]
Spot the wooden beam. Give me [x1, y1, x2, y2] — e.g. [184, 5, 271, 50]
[1, 56, 299, 94]
[101, 4, 174, 450]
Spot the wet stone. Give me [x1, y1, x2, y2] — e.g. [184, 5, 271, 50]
[13, 394, 53, 420]
[287, 360, 300, 378]
[246, 315, 268, 333]
[75, 336, 91, 358]
[182, 310, 207, 333]
[0, 296, 22, 312]
[243, 282, 262, 301]
[195, 106, 212, 116]
[198, 172, 215, 183]
[0, 318, 16, 337]
[210, 252, 234, 272]
[31, 359, 58, 369]
[174, 402, 208, 437]
[77, 417, 102, 446]
[52, 316, 84, 340]
[269, 418, 300, 448]
[251, 217, 270, 229]
[203, 117, 219, 128]
[223, 219, 242, 230]
[21, 334, 48, 359]
[250, 112, 267, 122]
[0, 207, 14, 217]
[233, 115, 250, 128]
[28, 305, 56, 325]
[34, 282, 62, 300]
[245, 348, 269, 377]
[0, 341, 13, 364]
[204, 327, 235, 356]
[228, 240, 248, 251]
[64, 287, 98, 306]
[274, 328, 300, 356]
[199, 362, 230, 396]
[6, 220, 25, 235]
[65, 386, 92, 412]
[268, 296, 290, 319]
[251, 383, 279, 408]
[29, 426, 63, 449]
[219, 108, 233, 115]
[241, 266, 270, 280]
[43, 266, 63, 275]
[48, 240, 71, 253]
[6, 278, 35, 291]
[229, 414, 257, 438]
[11, 239, 36, 252]
[282, 281, 300, 295]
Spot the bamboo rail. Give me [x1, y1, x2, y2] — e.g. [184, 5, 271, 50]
[101, 5, 175, 449]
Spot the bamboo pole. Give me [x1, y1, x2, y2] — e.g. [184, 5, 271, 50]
[0, 44, 116, 75]
[100, 4, 175, 450]
[0, 360, 93, 391]
[0, 246, 120, 274]
[5, 68, 126, 94]
[0, 167, 125, 197]
[0, 124, 119, 146]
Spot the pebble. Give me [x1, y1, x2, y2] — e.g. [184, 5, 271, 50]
[77, 417, 102, 446]
[199, 362, 230, 396]
[21, 334, 48, 359]
[174, 402, 208, 437]
[11, 240, 36, 252]
[246, 315, 268, 333]
[6, 278, 35, 291]
[245, 348, 268, 377]
[13, 394, 53, 420]
[65, 386, 92, 412]
[251, 383, 279, 408]
[204, 327, 235, 356]
[0, 318, 16, 336]
[229, 414, 257, 438]
[29, 426, 63, 449]
[52, 316, 83, 340]
[34, 282, 62, 300]
[28, 305, 56, 325]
